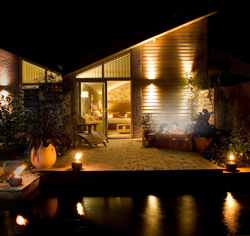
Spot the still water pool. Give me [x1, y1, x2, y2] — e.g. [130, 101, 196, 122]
[1, 189, 250, 236]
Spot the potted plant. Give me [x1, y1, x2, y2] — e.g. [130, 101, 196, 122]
[186, 109, 216, 153]
[141, 113, 155, 139]
[29, 109, 71, 169]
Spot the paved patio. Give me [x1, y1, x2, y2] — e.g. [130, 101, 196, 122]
[29, 139, 225, 194]
[32, 139, 223, 172]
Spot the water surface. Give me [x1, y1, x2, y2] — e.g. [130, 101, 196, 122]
[1, 190, 250, 236]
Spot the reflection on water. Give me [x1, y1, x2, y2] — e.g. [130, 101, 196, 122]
[77, 202, 84, 216]
[16, 215, 28, 226]
[177, 194, 198, 236]
[141, 195, 162, 236]
[1, 191, 250, 236]
[223, 192, 242, 235]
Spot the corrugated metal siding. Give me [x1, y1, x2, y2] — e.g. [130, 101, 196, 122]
[142, 19, 207, 132]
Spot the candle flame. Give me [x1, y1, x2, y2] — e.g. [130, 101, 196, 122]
[16, 215, 28, 226]
[229, 155, 234, 161]
[77, 202, 84, 215]
[14, 164, 26, 175]
[75, 153, 82, 161]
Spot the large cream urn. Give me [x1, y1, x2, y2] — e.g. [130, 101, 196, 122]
[30, 143, 57, 168]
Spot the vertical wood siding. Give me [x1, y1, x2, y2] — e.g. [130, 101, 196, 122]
[142, 19, 207, 132]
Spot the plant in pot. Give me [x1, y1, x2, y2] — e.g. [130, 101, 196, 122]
[186, 109, 216, 153]
[29, 109, 71, 169]
[141, 113, 155, 139]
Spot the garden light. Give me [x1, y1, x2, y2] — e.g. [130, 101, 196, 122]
[72, 152, 82, 171]
[226, 154, 237, 171]
[9, 164, 26, 187]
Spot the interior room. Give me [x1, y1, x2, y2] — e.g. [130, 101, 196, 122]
[80, 81, 131, 138]
[107, 81, 131, 138]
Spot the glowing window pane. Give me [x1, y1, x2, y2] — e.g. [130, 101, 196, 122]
[22, 61, 45, 83]
[104, 53, 130, 78]
[76, 65, 102, 78]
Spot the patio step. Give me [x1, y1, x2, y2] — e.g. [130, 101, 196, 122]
[0, 171, 40, 201]
[34, 169, 224, 195]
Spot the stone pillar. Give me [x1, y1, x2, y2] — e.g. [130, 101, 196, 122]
[131, 46, 142, 139]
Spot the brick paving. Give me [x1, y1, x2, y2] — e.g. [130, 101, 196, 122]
[34, 139, 222, 172]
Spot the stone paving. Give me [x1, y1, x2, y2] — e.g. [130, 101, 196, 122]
[33, 139, 223, 172]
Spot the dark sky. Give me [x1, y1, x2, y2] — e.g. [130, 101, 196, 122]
[1, 2, 250, 73]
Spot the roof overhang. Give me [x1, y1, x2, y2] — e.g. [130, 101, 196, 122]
[64, 10, 217, 77]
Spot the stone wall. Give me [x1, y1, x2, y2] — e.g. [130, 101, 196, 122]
[0, 48, 20, 89]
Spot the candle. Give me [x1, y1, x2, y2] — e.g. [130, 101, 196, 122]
[226, 154, 237, 171]
[9, 164, 26, 187]
[72, 153, 82, 171]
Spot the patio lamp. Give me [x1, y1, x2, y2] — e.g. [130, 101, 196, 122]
[226, 154, 237, 171]
[72, 153, 82, 171]
[9, 164, 26, 187]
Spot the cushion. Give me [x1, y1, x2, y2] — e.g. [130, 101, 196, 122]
[112, 112, 120, 118]
[85, 114, 91, 121]
[126, 112, 131, 118]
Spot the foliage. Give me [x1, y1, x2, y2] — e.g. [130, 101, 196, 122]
[0, 89, 27, 153]
[28, 109, 71, 155]
[204, 126, 250, 168]
[204, 143, 228, 168]
[141, 113, 154, 130]
[184, 72, 213, 119]
[228, 126, 250, 163]
[185, 109, 216, 139]
[27, 72, 71, 155]
[0, 163, 12, 183]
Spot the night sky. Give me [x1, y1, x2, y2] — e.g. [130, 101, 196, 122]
[1, 2, 250, 73]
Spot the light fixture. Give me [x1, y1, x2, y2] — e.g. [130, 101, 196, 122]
[81, 91, 89, 97]
[9, 164, 26, 187]
[226, 154, 237, 171]
[72, 152, 82, 171]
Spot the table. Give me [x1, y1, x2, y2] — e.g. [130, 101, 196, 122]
[117, 124, 131, 134]
[78, 123, 98, 133]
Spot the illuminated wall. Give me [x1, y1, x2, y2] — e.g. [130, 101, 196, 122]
[142, 19, 208, 132]
[0, 48, 19, 88]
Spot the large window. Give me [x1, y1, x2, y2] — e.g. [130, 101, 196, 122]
[22, 60, 62, 84]
[76, 53, 131, 79]
[77, 65, 102, 78]
[104, 53, 130, 78]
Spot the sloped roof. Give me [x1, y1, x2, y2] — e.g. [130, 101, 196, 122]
[62, 5, 217, 76]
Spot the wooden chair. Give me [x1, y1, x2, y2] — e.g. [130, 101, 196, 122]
[64, 115, 108, 148]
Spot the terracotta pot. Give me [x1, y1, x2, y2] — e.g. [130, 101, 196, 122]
[30, 143, 56, 169]
[194, 137, 213, 153]
[143, 129, 155, 139]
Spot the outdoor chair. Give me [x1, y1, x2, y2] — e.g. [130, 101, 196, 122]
[64, 115, 108, 148]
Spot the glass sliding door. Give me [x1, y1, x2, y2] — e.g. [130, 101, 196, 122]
[107, 81, 131, 138]
[80, 82, 105, 134]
